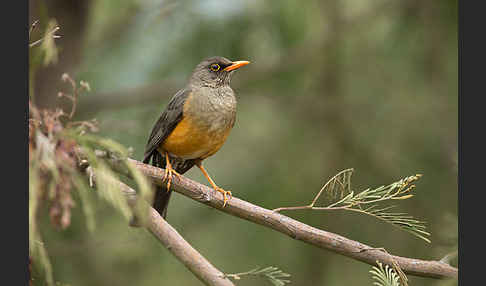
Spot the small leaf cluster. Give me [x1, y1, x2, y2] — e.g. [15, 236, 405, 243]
[225, 266, 291, 286]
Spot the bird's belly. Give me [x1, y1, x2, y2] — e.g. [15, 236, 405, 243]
[160, 115, 232, 160]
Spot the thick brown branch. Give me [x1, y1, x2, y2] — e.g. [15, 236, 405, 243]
[145, 208, 235, 286]
[86, 167, 235, 286]
[120, 158, 457, 280]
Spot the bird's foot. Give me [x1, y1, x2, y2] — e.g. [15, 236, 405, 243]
[163, 165, 181, 191]
[214, 186, 232, 207]
[195, 161, 232, 207]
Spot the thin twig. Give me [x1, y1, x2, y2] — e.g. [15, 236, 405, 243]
[440, 250, 458, 265]
[58, 73, 90, 119]
[29, 20, 40, 41]
[29, 26, 61, 48]
[274, 168, 353, 212]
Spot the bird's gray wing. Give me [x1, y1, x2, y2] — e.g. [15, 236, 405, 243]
[143, 88, 191, 163]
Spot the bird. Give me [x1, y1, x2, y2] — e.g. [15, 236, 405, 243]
[143, 56, 250, 219]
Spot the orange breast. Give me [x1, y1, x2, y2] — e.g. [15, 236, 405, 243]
[160, 115, 231, 160]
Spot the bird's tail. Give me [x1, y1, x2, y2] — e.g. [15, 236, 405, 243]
[153, 185, 172, 219]
[147, 151, 171, 219]
[151, 151, 174, 218]
[130, 151, 171, 226]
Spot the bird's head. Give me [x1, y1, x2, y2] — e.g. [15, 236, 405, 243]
[189, 56, 250, 88]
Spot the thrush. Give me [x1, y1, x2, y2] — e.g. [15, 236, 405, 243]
[143, 56, 250, 218]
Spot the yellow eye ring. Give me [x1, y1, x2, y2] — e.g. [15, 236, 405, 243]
[210, 63, 220, 72]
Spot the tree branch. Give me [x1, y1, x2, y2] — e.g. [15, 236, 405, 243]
[115, 158, 457, 280]
[85, 166, 235, 286]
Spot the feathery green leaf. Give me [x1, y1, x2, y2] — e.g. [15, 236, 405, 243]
[370, 261, 401, 286]
[224, 266, 291, 285]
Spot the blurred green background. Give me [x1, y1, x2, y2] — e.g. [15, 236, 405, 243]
[30, 0, 457, 285]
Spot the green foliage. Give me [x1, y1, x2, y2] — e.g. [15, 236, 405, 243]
[370, 261, 401, 286]
[64, 131, 153, 224]
[29, 165, 54, 286]
[28, 69, 153, 284]
[39, 19, 60, 65]
[225, 266, 291, 286]
[29, 18, 61, 102]
[72, 175, 96, 232]
[327, 171, 430, 242]
[357, 205, 430, 243]
[276, 169, 431, 243]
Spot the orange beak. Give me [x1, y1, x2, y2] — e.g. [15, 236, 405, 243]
[223, 60, 250, 71]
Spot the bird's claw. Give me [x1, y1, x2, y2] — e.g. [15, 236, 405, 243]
[214, 187, 232, 207]
[163, 166, 181, 191]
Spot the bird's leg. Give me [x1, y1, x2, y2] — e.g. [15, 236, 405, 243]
[163, 152, 181, 191]
[196, 161, 232, 207]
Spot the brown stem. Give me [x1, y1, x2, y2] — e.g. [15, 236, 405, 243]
[86, 167, 235, 286]
[121, 158, 457, 280]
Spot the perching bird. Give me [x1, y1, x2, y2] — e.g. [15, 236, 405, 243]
[143, 56, 250, 218]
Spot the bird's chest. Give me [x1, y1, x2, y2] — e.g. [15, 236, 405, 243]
[161, 89, 236, 159]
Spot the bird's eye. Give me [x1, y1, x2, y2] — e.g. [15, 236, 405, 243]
[210, 63, 221, 72]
